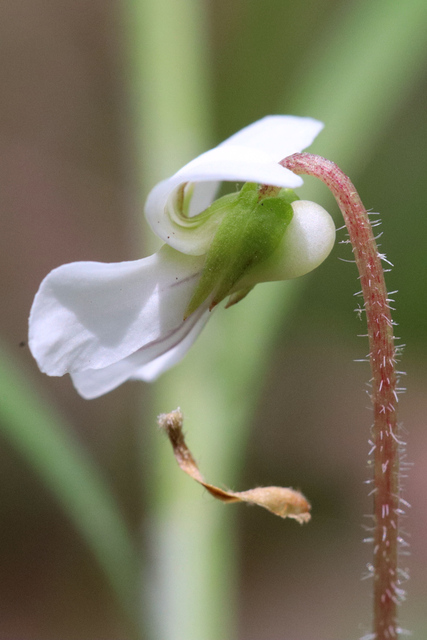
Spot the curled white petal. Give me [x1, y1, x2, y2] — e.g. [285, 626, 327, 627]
[145, 115, 323, 255]
[29, 245, 205, 377]
[236, 200, 336, 287]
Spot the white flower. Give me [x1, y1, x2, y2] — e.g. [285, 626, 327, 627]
[29, 116, 335, 399]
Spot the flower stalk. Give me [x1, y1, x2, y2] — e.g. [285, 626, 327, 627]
[280, 153, 402, 640]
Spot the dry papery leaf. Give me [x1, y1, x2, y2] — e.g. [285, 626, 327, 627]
[157, 409, 311, 524]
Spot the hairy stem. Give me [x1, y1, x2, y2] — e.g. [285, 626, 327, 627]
[280, 153, 402, 640]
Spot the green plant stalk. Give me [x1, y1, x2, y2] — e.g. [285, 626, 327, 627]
[124, 1, 226, 639]
[126, 0, 211, 190]
[0, 344, 140, 634]
[281, 153, 402, 640]
[148, 281, 299, 640]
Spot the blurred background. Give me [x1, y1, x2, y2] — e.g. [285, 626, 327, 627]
[0, 1, 426, 639]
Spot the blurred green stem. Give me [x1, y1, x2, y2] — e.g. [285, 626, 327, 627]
[125, 1, 227, 639]
[126, 0, 211, 189]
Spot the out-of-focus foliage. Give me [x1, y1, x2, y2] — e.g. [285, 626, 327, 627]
[0, 342, 139, 627]
[0, 1, 426, 639]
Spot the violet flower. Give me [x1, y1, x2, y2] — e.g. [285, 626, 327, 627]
[29, 116, 335, 398]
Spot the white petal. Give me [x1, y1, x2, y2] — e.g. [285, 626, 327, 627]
[187, 181, 220, 217]
[29, 245, 205, 376]
[146, 147, 302, 256]
[219, 115, 324, 161]
[236, 200, 336, 286]
[172, 144, 303, 189]
[145, 116, 323, 255]
[278, 200, 336, 278]
[132, 308, 210, 381]
[70, 307, 210, 399]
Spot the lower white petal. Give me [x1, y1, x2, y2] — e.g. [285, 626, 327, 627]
[70, 307, 210, 399]
[29, 244, 205, 376]
[132, 308, 210, 381]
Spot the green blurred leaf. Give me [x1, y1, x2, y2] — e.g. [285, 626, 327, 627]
[0, 343, 139, 631]
[288, 0, 427, 170]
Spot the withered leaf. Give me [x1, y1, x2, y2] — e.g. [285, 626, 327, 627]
[157, 409, 311, 524]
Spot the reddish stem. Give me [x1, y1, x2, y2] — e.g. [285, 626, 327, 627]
[280, 153, 402, 640]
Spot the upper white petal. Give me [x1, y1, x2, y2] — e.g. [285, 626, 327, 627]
[218, 115, 324, 161]
[29, 245, 205, 377]
[172, 144, 303, 189]
[145, 115, 324, 255]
